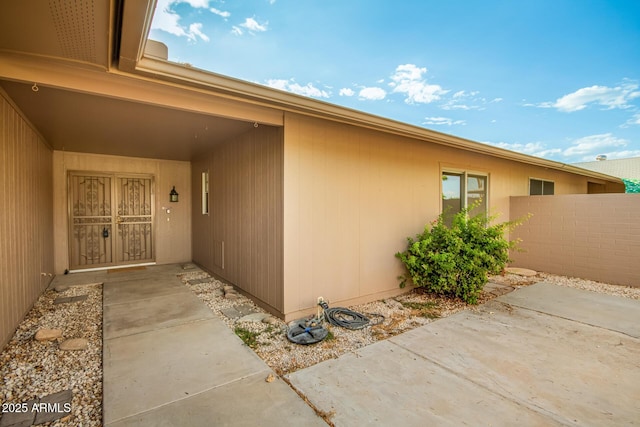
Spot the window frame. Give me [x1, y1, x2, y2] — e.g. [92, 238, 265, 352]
[529, 177, 555, 195]
[201, 171, 209, 215]
[441, 168, 489, 218]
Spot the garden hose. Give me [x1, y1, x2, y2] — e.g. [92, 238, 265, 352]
[318, 301, 385, 330]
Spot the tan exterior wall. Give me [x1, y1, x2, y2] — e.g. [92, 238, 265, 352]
[1, 90, 54, 349]
[192, 126, 284, 314]
[282, 112, 616, 319]
[510, 194, 640, 287]
[52, 151, 191, 273]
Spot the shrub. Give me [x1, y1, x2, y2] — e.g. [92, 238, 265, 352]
[623, 178, 640, 193]
[396, 203, 527, 304]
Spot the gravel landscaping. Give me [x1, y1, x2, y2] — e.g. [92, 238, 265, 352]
[0, 283, 102, 426]
[178, 270, 640, 376]
[0, 269, 638, 426]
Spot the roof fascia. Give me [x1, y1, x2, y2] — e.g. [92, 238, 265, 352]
[117, 0, 156, 72]
[0, 51, 282, 126]
[118, 0, 622, 185]
[133, 57, 623, 184]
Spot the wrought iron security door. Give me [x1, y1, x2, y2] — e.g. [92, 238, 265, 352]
[69, 173, 154, 270]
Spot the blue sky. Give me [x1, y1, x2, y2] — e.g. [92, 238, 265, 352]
[149, 0, 640, 163]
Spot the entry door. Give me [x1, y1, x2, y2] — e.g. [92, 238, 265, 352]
[69, 173, 154, 270]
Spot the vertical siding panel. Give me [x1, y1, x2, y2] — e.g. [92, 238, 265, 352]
[191, 126, 284, 314]
[0, 90, 53, 350]
[1, 99, 8, 341]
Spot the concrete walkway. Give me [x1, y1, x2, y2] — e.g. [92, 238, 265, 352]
[101, 264, 325, 426]
[288, 282, 640, 426]
[89, 265, 640, 426]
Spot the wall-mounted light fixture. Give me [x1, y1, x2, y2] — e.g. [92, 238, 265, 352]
[170, 186, 179, 202]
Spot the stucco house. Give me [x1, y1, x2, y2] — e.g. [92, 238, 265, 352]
[574, 156, 640, 193]
[0, 1, 625, 348]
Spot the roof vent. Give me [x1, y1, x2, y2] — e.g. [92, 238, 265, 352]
[596, 154, 607, 161]
[144, 39, 169, 61]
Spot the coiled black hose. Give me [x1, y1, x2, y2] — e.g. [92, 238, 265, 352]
[319, 302, 385, 330]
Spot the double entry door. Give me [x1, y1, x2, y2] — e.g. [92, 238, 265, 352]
[69, 172, 155, 270]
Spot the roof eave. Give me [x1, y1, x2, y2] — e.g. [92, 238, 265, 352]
[119, 2, 623, 185]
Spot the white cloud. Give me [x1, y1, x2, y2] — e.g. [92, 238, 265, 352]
[423, 117, 466, 126]
[595, 150, 640, 160]
[484, 133, 635, 162]
[563, 133, 628, 156]
[485, 141, 562, 158]
[544, 81, 640, 112]
[180, 0, 210, 7]
[266, 79, 330, 98]
[623, 112, 640, 127]
[389, 64, 448, 104]
[231, 26, 243, 36]
[210, 7, 230, 18]
[188, 23, 209, 42]
[152, 0, 210, 42]
[339, 88, 355, 97]
[359, 87, 386, 101]
[240, 17, 268, 33]
[440, 90, 488, 111]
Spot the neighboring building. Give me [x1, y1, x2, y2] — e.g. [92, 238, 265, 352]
[0, 1, 625, 346]
[574, 157, 640, 193]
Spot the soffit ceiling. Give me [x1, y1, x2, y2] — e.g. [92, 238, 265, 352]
[0, 0, 259, 161]
[0, 80, 256, 161]
[0, 0, 111, 69]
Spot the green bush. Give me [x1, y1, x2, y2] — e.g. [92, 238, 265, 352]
[623, 178, 640, 193]
[396, 203, 527, 304]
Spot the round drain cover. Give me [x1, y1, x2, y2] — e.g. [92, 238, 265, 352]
[286, 319, 328, 345]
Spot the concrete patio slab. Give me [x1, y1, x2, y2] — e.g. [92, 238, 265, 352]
[288, 282, 640, 426]
[102, 265, 325, 426]
[107, 371, 326, 427]
[104, 318, 270, 424]
[390, 300, 640, 425]
[287, 339, 560, 426]
[103, 292, 215, 339]
[103, 277, 190, 305]
[498, 281, 640, 338]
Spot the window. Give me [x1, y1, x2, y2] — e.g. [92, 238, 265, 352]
[442, 171, 488, 225]
[529, 178, 554, 195]
[202, 171, 209, 214]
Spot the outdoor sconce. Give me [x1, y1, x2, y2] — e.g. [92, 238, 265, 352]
[169, 186, 179, 202]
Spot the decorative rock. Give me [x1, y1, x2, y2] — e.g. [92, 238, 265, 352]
[223, 285, 235, 292]
[188, 277, 212, 285]
[505, 267, 537, 277]
[59, 338, 88, 351]
[384, 299, 404, 310]
[265, 373, 275, 383]
[238, 313, 269, 323]
[34, 390, 72, 424]
[35, 328, 63, 341]
[54, 294, 88, 305]
[224, 293, 239, 300]
[0, 398, 38, 426]
[220, 307, 242, 319]
[235, 304, 256, 316]
[484, 282, 515, 297]
[262, 316, 278, 325]
[182, 263, 197, 270]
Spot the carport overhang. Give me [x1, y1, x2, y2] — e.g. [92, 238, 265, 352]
[0, 0, 283, 161]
